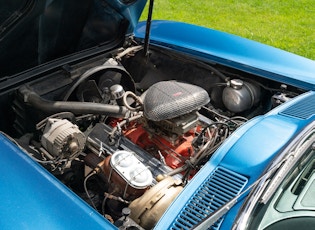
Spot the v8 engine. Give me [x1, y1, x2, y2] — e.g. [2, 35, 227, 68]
[2, 45, 300, 229]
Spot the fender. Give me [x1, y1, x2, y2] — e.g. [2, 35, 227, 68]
[155, 91, 315, 230]
[0, 133, 116, 230]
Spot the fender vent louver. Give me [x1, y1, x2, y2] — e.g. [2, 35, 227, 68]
[280, 94, 315, 120]
[170, 167, 248, 230]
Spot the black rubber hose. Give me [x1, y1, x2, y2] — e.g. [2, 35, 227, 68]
[19, 86, 128, 117]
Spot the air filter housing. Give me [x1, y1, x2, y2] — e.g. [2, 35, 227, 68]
[143, 81, 210, 121]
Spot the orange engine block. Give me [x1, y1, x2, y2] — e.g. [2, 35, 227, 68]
[122, 124, 196, 169]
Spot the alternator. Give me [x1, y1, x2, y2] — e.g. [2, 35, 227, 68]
[41, 118, 86, 160]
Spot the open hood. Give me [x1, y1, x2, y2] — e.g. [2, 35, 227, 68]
[1, 1, 315, 230]
[0, 0, 146, 77]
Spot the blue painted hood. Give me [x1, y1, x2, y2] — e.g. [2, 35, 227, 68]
[0, 0, 147, 77]
[0, 133, 116, 230]
[135, 20, 315, 90]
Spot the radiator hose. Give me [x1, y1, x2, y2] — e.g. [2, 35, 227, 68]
[19, 86, 128, 117]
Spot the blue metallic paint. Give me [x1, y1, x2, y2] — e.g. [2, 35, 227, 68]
[134, 20, 315, 90]
[109, 0, 147, 33]
[1, 16, 314, 230]
[155, 92, 315, 229]
[0, 134, 116, 230]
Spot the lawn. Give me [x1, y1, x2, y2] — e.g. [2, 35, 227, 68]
[140, 0, 315, 60]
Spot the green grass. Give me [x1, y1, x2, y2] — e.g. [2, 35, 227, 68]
[140, 0, 315, 60]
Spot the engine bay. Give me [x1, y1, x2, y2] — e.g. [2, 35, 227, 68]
[0, 44, 304, 229]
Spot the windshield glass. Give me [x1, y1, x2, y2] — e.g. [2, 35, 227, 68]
[245, 133, 315, 230]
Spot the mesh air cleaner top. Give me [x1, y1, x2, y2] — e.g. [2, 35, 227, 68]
[143, 81, 210, 121]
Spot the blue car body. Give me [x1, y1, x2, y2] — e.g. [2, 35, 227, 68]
[0, 133, 114, 230]
[155, 91, 315, 229]
[134, 21, 315, 90]
[0, 1, 315, 230]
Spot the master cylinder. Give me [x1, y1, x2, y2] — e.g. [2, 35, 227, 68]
[102, 150, 153, 200]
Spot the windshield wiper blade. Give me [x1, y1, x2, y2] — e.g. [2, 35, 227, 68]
[192, 149, 298, 230]
[260, 132, 315, 203]
[192, 178, 260, 230]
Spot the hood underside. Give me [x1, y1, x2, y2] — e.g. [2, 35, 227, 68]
[0, 0, 146, 78]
